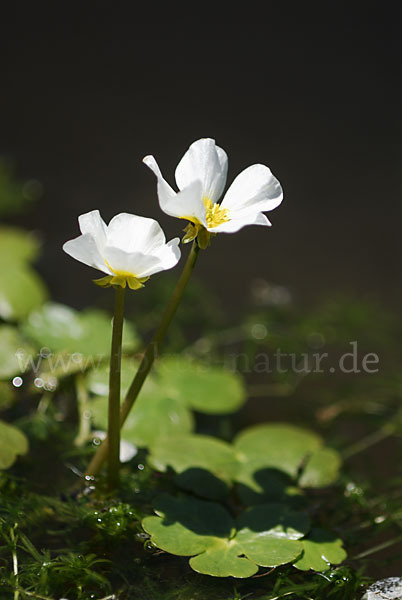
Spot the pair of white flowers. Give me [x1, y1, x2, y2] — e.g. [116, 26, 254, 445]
[63, 138, 283, 289]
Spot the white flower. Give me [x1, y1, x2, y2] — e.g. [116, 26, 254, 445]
[143, 138, 283, 247]
[63, 210, 181, 289]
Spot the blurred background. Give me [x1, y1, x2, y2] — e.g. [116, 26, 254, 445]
[0, 2, 400, 312]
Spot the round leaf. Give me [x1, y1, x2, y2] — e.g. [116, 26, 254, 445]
[190, 542, 258, 578]
[148, 434, 240, 500]
[299, 448, 341, 488]
[235, 423, 322, 478]
[157, 356, 246, 414]
[142, 494, 234, 556]
[234, 423, 326, 503]
[0, 420, 29, 469]
[293, 528, 347, 571]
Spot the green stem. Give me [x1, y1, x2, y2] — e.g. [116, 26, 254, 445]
[85, 241, 200, 479]
[342, 422, 397, 460]
[10, 525, 18, 600]
[352, 533, 402, 559]
[107, 285, 126, 490]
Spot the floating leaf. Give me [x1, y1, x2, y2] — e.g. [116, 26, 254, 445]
[157, 356, 246, 414]
[90, 383, 194, 448]
[148, 434, 239, 499]
[0, 420, 29, 469]
[22, 303, 138, 358]
[234, 423, 340, 504]
[0, 325, 34, 379]
[143, 495, 310, 577]
[299, 447, 341, 488]
[293, 528, 347, 571]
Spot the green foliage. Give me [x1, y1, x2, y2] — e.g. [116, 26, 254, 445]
[148, 434, 239, 499]
[22, 302, 139, 358]
[0, 227, 48, 321]
[0, 420, 28, 468]
[0, 325, 34, 379]
[158, 355, 247, 414]
[294, 528, 347, 571]
[143, 494, 317, 577]
[90, 375, 195, 448]
[234, 424, 341, 504]
[87, 355, 245, 448]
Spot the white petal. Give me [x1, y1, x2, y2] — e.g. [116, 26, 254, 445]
[143, 155, 176, 208]
[210, 211, 272, 234]
[106, 213, 166, 254]
[103, 246, 161, 278]
[142, 237, 181, 277]
[144, 155, 207, 225]
[63, 233, 112, 274]
[175, 138, 228, 202]
[221, 164, 283, 213]
[166, 181, 207, 225]
[78, 210, 108, 249]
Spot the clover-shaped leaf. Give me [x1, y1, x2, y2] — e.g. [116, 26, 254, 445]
[148, 434, 239, 500]
[157, 356, 246, 414]
[234, 423, 341, 504]
[22, 303, 138, 358]
[0, 420, 29, 469]
[293, 528, 347, 571]
[143, 495, 310, 577]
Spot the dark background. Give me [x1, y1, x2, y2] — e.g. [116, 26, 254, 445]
[0, 3, 401, 312]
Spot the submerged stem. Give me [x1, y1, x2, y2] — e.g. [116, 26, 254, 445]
[107, 286, 126, 490]
[85, 241, 200, 479]
[73, 373, 91, 447]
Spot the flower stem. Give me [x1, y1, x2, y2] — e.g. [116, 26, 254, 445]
[85, 241, 200, 479]
[107, 285, 126, 490]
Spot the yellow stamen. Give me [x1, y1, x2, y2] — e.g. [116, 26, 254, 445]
[203, 197, 229, 229]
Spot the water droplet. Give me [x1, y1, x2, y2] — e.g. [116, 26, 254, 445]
[34, 377, 44, 388]
[138, 464, 144, 471]
[12, 376, 23, 388]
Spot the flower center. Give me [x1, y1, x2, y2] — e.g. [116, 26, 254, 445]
[203, 197, 229, 229]
[100, 260, 148, 290]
